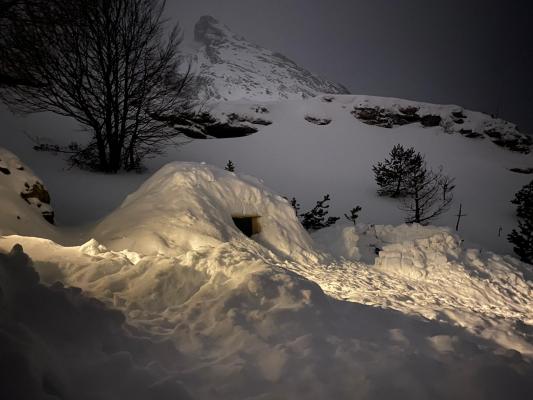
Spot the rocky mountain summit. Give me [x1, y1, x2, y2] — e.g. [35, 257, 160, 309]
[188, 16, 350, 102]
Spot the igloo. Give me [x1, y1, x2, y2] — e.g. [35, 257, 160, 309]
[92, 162, 318, 260]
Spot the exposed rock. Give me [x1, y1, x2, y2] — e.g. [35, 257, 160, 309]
[352, 107, 394, 128]
[251, 106, 269, 114]
[459, 129, 484, 139]
[350, 100, 530, 153]
[163, 111, 263, 140]
[484, 129, 502, 139]
[509, 167, 533, 174]
[20, 182, 54, 224]
[399, 106, 419, 115]
[227, 113, 272, 126]
[20, 182, 51, 205]
[305, 115, 332, 126]
[420, 115, 442, 127]
[353, 107, 442, 129]
[204, 123, 258, 139]
[0, 148, 55, 226]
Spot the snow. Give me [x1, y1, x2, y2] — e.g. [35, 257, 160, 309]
[170, 95, 533, 256]
[91, 162, 319, 263]
[0, 244, 191, 400]
[2, 12, 532, 395]
[0, 160, 532, 399]
[309, 223, 533, 356]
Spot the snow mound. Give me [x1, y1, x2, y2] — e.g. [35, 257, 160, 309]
[0, 147, 57, 238]
[374, 226, 461, 279]
[92, 162, 318, 262]
[187, 16, 349, 102]
[307, 223, 533, 356]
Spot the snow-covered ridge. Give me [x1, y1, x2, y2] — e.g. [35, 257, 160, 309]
[187, 16, 350, 102]
[349, 95, 532, 153]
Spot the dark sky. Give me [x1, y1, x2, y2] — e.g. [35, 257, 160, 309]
[168, 0, 533, 133]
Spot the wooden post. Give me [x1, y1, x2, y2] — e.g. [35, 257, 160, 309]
[455, 203, 467, 231]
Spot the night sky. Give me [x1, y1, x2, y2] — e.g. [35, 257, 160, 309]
[168, 0, 533, 133]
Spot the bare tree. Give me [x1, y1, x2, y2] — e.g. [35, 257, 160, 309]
[400, 164, 455, 225]
[1, 0, 193, 172]
[0, 1, 41, 86]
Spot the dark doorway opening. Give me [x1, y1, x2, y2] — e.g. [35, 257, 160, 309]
[232, 216, 261, 237]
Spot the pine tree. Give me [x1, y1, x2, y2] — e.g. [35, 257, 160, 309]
[344, 206, 362, 225]
[511, 180, 533, 219]
[508, 180, 533, 264]
[290, 197, 300, 216]
[225, 160, 235, 172]
[372, 144, 424, 197]
[300, 194, 339, 231]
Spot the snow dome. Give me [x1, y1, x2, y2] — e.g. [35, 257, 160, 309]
[92, 162, 318, 260]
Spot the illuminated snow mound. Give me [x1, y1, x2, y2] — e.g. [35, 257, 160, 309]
[92, 162, 318, 261]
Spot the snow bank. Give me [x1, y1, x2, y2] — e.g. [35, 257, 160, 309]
[1, 235, 532, 400]
[92, 162, 319, 262]
[0, 148, 57, 239]
[0, 244, 190, 400]
[309, 223, 533, 356]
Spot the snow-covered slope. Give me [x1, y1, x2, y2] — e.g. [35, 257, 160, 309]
[1, 162, 532, 398]
[1, 160, 532, 398]
[173, 95, 532, 255]
[187, 16, 350, 102]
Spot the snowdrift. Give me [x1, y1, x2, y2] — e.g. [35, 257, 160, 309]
[92, 162, 319, 262]
[310, 223, 533, 355]
[0, 244, 190, 400]
[1, 230, 532, 399]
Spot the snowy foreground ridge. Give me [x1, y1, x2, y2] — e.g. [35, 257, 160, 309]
[1, 159, 533, 399]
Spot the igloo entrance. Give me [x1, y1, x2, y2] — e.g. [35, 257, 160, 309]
[232, 216, 261, 237]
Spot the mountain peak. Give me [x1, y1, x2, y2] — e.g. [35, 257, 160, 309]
[194, 15, 239, 45]
[189, 16, 349, 102]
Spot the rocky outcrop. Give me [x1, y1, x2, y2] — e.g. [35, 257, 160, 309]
[20, 182, 54, 224]
[0, 148, 55, 225]
[350, 99, 531, 153]
[305, 115, 332, 126]
[162, 111, 272, 140]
